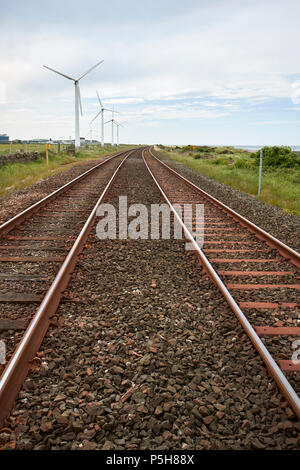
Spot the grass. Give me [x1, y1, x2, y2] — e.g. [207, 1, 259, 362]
[0, 142, 56, 155]
[0, 144, 136, 196]
[156, 146, 300, 215]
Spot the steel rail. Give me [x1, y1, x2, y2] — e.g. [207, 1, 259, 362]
[0, 148, 131, 238]
[150, 147, 300, 269]
[143, 148, 300, 420]
[0, 148, 136, 428]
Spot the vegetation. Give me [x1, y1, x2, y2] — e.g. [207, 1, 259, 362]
[0, 144, 136, 196]
[254, 146, 300, 168]
[156, 145, 300, 215]
[0, 142, 52, 155]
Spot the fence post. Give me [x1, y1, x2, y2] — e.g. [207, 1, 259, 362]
[258, 148, 263, 196]
[45, 143, 50, 166]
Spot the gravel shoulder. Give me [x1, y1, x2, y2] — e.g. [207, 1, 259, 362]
[155, 150, 300, 252]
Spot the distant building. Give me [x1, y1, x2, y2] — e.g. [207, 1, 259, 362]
[0, 134, 9, 142]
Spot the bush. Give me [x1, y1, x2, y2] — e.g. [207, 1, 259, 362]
[255, 146, 300, 168]
[234, 158, 253, 169]
[181, 145, 193, 152]
[194, 146, 216, 153]
[212, 157, 227, 165]
[194, 153, 201, 159]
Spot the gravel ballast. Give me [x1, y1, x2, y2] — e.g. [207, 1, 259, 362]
[0, 153, 123, 226]
[0, 153, 128, 377]
[1, 151, 299, 450]
[154, 149, 300, 252]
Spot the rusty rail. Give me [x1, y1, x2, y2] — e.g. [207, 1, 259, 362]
[150, 147, 300, 269]
[0, 148, 135, 428]
[0, 149, 131, 238]
[143, 147, 300, 420]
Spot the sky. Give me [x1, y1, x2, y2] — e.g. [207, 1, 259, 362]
[1, 0, 300, 146]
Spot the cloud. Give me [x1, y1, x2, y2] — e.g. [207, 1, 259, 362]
[104, 97, 145, 105]
[254, 120, 300, 125]
[2, 1, 300, 101]
[1, 0, 300, 143]
[131, 103, 230, 121]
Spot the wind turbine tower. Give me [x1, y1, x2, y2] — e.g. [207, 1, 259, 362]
[105, 107, 120, 146]
[90, 91, 113, 147]
[115, 121, 125, 146]
[43, 60, 104, 149]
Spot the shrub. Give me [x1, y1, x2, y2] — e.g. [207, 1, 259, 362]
[255, 146, 300, 168]
[234, 158, 253, 169]
[212, 157, 227, 165]
[194, 153, 201, 159]
[181, 145, 193, 152]
[195, 146, 216, 153]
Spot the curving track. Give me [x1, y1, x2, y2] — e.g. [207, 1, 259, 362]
[143, 146, 300, 420]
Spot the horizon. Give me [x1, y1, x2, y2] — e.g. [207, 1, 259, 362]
[2, 138, 300, 150]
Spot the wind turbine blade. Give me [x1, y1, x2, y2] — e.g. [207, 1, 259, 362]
[77, 85, 83, 116]
[103, 108, 113, 112]
[90, 110, 102, 124]
[78, 59, 104, 81]
[96, 90, 103, 108]
[104, 120, 112, 125]
[43, 65, 75, 81]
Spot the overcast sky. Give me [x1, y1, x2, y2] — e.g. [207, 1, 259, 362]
[1, 0, 300, 145]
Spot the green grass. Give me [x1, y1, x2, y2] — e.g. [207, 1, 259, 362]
[156, 147, 300, 215]
[0, 144, 135, 196]
[0, 142, 53, 155]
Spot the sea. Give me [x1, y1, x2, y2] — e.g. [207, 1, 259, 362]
[233, 145, 300, 152]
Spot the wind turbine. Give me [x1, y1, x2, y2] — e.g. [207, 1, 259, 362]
[43, 60, 104, 150]
[104, 107, 120, 146]
[89, 122, 93, 144]
[114, 121, 126, 146]
[90, 90, 113, 147]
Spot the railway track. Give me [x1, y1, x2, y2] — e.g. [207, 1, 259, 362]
[0, 146, 299, 449]
[143, 146, 300, 420]
[0, 147, 138, 427]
